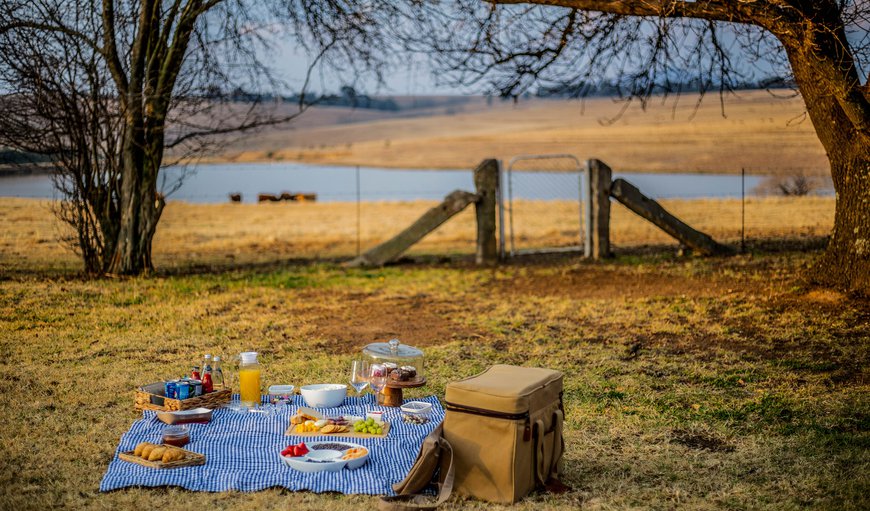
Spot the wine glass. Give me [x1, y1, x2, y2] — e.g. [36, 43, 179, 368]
[368, 364, 387, 410]
[349, 360, 370, 416]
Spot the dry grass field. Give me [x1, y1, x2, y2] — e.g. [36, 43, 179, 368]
[209, 90, 829, 175]
[1, 196, 867, 511]
[0, 196, 835, 274]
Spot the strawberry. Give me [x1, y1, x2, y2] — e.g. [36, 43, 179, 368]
[294, 442, 309, 456]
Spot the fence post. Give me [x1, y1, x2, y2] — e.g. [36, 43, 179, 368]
[474, 159, 499, 265]
[586, 159, 612, 258]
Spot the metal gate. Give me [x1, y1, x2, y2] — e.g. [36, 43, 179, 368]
[499, 154, 588, 258]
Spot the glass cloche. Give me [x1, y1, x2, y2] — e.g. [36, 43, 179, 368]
[362, 338, 424, 385]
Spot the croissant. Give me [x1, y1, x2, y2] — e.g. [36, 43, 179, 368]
[147, 446, 167, 461]
[134, 442, 153, 457]
[140, 443, 157, 459]
[162, 448, 186, 463]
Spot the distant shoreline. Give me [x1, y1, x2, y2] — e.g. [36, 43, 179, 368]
[0, 164, 55, 177]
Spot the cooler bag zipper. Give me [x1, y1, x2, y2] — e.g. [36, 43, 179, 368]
[445, 401, 532, 441]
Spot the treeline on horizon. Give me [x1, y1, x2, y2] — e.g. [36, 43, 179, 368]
[220, 77, 796, 110]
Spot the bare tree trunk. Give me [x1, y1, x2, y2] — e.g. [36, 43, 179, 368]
[778, 24, 870, 293]
[108, 133, 165, 275]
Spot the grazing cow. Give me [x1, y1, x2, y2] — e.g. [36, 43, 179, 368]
[279, 192, 297, 201]
[257, 193, 280, 202]
[229, 193, 242, 203]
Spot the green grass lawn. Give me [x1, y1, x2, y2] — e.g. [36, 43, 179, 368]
[0, 250, 867, 510]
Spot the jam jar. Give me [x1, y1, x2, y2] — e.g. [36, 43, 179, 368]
[162, 425, 190, 447]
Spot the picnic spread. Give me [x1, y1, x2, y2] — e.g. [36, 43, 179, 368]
[102, 339, 568, 505]
[100, 395, 443, 494]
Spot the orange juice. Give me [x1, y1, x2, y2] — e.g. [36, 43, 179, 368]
[239, 367, 261, 405]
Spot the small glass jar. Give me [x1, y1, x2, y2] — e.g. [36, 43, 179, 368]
[162, 425, 190, 447]
[268, 385, 295, 406]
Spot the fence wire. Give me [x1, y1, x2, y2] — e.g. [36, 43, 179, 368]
[0, 162, 837, 266]
[504, 155, 585, 257]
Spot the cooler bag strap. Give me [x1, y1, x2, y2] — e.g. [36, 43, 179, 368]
[533, 417, 548, 487]
[534, 410, 567, 488]
[551, 409, 564, 478]
[380, 432, 455, 510]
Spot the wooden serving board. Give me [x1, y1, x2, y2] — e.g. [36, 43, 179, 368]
[118, 445, 206, 469]
[284, 421, 390, 438]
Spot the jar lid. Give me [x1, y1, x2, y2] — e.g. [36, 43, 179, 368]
[400, 401, 433, 414]
[363, 339, 423, 360]
[240, 351, 258, 364]
[268, 385, 295, 394]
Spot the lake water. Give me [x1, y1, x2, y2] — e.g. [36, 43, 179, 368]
[0, 161, 831, 203]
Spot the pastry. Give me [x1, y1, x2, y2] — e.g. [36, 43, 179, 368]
[291, 413, 318, 425]
[389, 366, 418, 381]
[140, 443, 157, 459]
[161, 447, 186, 463]
[133, 442, 153, 457]
[147, 446, 168, 461]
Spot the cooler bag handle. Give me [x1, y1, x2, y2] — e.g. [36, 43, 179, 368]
[552, 409, 564, 477]
[380, 427, 455, 510]
[534, 409, 566, 488]
[534, 417, 547, 487]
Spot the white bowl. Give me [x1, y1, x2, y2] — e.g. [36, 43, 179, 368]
[300, 384, 347, 408]
[281, 441, 369, 473]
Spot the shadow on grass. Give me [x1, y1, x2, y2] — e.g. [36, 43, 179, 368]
[0, 234, 832, 282]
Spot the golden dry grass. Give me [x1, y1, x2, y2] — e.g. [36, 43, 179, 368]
[0, 196, 868, 510]
[0, 196, 834, 274]
[211, 91, 828, 175]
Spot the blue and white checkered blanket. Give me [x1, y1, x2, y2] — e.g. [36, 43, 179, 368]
[100, 395, 443, 494]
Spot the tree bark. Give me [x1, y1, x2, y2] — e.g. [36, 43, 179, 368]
[776, 21, 870, 294]
[108, 131, 165, 275]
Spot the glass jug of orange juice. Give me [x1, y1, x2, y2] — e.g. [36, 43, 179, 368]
[238, 351, 262, 406]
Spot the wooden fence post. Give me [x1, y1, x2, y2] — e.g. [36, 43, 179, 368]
[586, 159, 612, 258]
[474, 159, 499, 265]
[345, 190, 480, 267]
[610, 178, 732, 256]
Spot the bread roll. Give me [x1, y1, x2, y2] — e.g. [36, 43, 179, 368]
[162, 448, 185, 463]
[133, 442, 152, 457]
[140, 443, 157, 459]
[147, 446, 167, 461]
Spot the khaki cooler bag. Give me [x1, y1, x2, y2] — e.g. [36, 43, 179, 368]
[443, 364, 565, 503]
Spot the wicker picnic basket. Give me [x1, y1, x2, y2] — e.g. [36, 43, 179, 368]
[134, 384, 232, 412]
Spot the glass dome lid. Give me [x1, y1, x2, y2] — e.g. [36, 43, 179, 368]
[363, 338, 423, 360]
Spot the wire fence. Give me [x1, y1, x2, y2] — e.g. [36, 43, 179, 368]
[502, 155, 585, 257]
[0, 161, 837, 267]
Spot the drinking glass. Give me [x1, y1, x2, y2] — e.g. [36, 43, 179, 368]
[368, 364, 387, 410]
[349, 360, 370, 415]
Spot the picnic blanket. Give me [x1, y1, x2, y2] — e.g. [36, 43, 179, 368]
[100, 395, 444, 494]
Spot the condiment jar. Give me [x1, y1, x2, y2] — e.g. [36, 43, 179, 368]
[162, 425, 190, 447]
